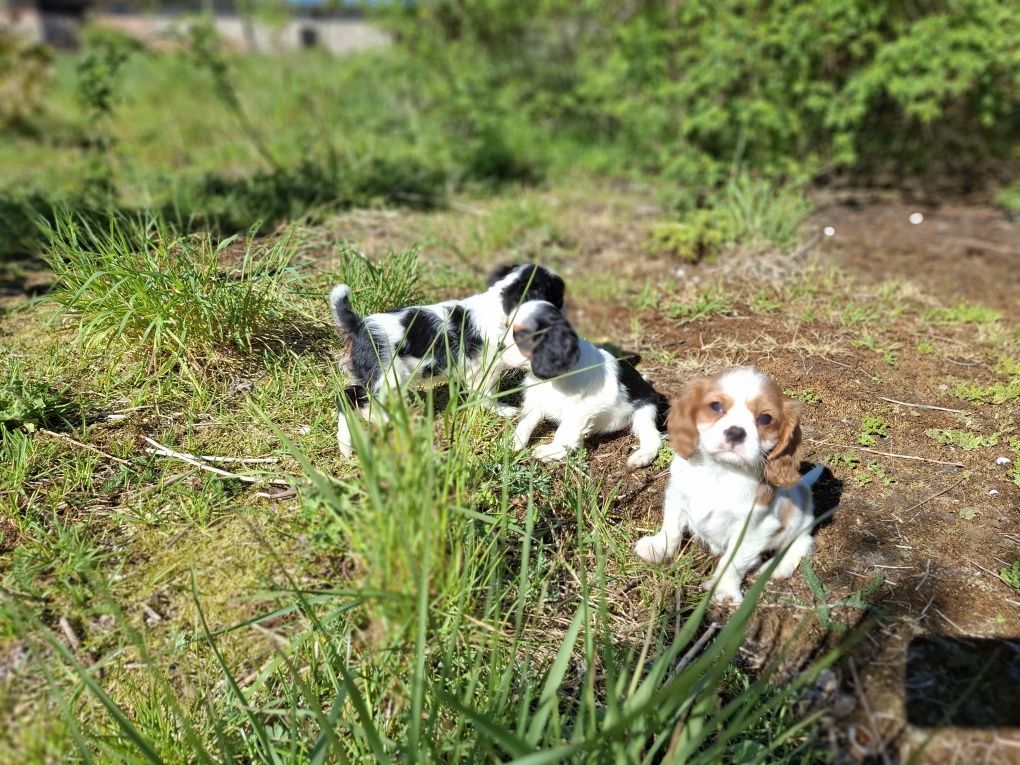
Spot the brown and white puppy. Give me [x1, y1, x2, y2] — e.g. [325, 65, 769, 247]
[634, 366, 822, 605]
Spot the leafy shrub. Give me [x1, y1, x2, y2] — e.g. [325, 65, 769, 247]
[0, 29, 54, 130]
[384, 0, 1020, 186]
[996, 182, 1020, 214]
[43, 214, 295, 366]
[185, 155, 448, 234]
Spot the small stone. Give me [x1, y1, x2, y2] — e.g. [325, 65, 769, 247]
[988, 489, 1000, 497]
[823, 226, 836, 237]
[298, 425, 312, 435]
[816, 668, 838, 695]
[938, 384, 948, 391]
[995, 456, 1011, 466]
[831, 692, 857, 718]
[674, 268, 686, 279]
[909, 212, 924, 225]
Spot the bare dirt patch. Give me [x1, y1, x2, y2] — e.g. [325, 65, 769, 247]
[556, 195, 1020, 764]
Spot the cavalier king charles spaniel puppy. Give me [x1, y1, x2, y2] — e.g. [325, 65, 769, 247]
[330, 264, 565, 457]
[502, 300, 667, 467]
[634, 366, 822, 605]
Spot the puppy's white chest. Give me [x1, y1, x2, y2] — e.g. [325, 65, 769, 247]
[668, 456, 761, 551]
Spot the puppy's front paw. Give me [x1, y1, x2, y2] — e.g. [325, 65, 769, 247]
[627, 449, 657, 470]
[532, 443, 568, 462]
[493, 403, 519, 418]
[634, 535, 670, 563]
[702, 578, 743, 606]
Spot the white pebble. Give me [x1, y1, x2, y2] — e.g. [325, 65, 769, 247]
[298, 425, 312, 435]
[909, 212, 924, 225]
[988, 489, 1000, 497]
[674, 268, 686, 279]
[995, 456, 1011, 466]
[823, 226, 836, 237]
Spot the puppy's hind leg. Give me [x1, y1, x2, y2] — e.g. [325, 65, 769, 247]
[627, 403, 662, 469]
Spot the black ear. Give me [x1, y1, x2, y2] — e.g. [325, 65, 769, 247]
[526, 313, 580, 380]
[486, 263, 519, 287]
[499, 264, 566, 314]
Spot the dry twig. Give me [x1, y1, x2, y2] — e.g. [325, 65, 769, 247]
[39, 429, 131, 466]
[806, 439, 965, 468]
[143, 437, 291, 487]
[877, 396, 965, 414]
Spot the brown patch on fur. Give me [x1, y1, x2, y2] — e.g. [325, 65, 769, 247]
[755, 482, 776, 507]
[776, 495, 798, 527]
[756, 381, 803, 488]
[666, 374, 727, 458]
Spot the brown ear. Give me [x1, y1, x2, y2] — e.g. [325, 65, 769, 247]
[666, 375, 711, 459]
[764, 397, 803, 487]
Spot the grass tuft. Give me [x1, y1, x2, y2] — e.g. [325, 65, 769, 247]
[331, 245, 422, 315]
[43, 212, 295, 367]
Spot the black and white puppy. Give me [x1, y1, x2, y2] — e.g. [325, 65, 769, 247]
[330, 264, 566, 456]
[503, 300, 667, 467]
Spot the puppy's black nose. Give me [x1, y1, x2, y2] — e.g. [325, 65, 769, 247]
[724, 426, 746, 444]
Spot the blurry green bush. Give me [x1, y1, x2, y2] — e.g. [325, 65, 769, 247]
[384, 0, 1020, 187]
[0, 28, 54, 130]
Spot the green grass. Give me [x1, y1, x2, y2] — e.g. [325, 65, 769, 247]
[667, 285, 734, 324]
[2, 211, 861, 762]
[930, 303, 1004, 325]
[649, 174, 810, 263]
[718, 174, 810, 252]
[331, 244, 423, 315]
[786, 389, 822, 406]
[994, 182, 1020, 214]
[2, 369, 844, 763]
[43, 213, 298, 369]
[851, 333, 897, 367]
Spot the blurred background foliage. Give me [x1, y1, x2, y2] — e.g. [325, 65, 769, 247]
[384, 0, 1019, 185]
[1, 0, 1017, 256]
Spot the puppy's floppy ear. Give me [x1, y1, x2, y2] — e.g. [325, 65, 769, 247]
[497, 264, 567, 314]
[666, 375, 711, 459]
[520, 311, 580, 380]
[486, 263, 519, 287]
[764, 397, 803, 487]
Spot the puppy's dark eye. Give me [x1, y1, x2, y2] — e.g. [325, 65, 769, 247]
[709, 401, 723, 413]
[757, 413, 773, 426]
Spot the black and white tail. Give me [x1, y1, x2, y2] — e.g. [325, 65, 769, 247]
[329, 284, 363, 336]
